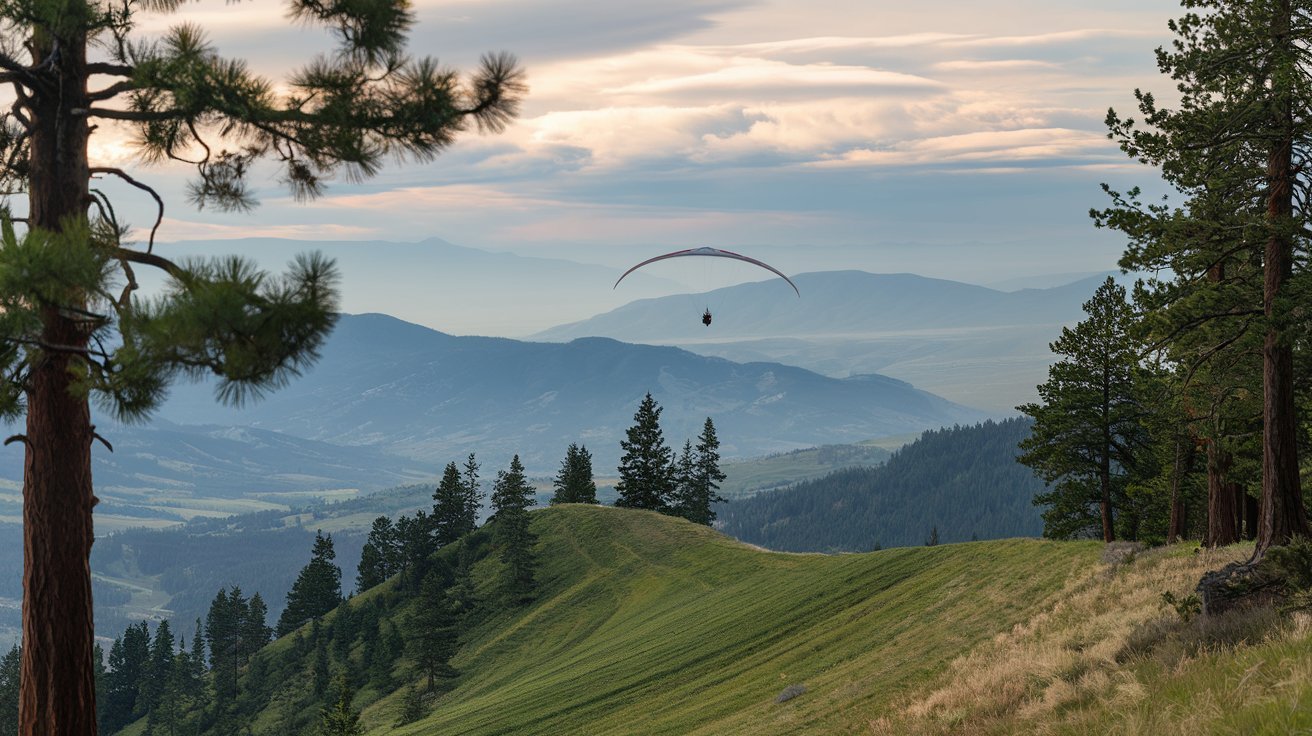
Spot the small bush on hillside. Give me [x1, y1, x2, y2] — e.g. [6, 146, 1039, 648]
[1101, 542, 1144, 567]
[1258, 536, 1312, 593]
[1161, 591, 1201, 622]
[1116, 605, 1283, 666]
[775, 684, 807, 703]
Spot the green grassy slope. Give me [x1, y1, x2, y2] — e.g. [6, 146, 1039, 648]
[356, 505, 1094, 735]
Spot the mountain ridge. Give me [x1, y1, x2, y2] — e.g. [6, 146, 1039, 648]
[153, 312, 988, 472]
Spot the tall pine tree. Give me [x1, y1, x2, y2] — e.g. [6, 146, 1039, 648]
[356, 516, 400, 592]
[551, 443, 598, 504]
[0, 645, 19, 736]
[433, 462, 470, 546]
[1099, 0, 1310, 555]
[407, 568, 460, 691]
[491, 455, 537, 603]
[673, 418, 728, 525]
[461, 453, 484, 534]
[0, 3, 523, 729]
[318, 677, 364, 736]
[1019, 278, 1152, 541]
[277, 531, 344, 636]
[615, 393, 674, 511]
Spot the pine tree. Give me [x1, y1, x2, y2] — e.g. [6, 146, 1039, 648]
[1098, 0, 1310, 555]
[447, 541, 479, 621]
[670, 439, 697, 518]
[396, 510, 436, 590]
[317, 677, 364, 736]
[674, 418, 728, 525]
[1019, 278, 1151, 541]
[491, 455, 537, 603]
[461, 453, 484, 534]
[312, 628, 331, 699]
[240, 593, 273, 661]
[0, 3, 524, 727]
[0, 645, 19, 736]
[356, 515, 400, 591]
[433, 462, 469, 546]
[615, 393, 675, 511]
[139, 620, 175, 726]
[205, 588, 244, 708]
[101, 622, 150, 733]
[186, 620, 207, 708]
[395, 682, 425, 726]
[551, 443, 598, 504]
[407, 568, 460, 691]
[277, 531, 344, 635]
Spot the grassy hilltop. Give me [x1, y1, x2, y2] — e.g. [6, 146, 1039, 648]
[149, 505, 1312, 736]
[206, 505, 1091, 735]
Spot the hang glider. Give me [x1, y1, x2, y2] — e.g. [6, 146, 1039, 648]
[612, 247, 801, 297]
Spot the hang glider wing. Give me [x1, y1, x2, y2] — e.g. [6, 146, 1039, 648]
[612, 246, 800, 296]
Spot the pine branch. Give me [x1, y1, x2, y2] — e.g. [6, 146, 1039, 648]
[81, 107, 178, 122]
[0, 53, 36, 88]
[89, 167, 164, 252]
[86, 62, 134, 77]
[110, 246, 184, 280]
[88, 80, 137, 102]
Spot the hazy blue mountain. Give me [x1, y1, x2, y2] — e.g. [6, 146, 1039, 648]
[156, 313, 987, 473]
[534, 270, 1099, 340]
[531, 271, 1110, 411]
[137, 237, 679, 337]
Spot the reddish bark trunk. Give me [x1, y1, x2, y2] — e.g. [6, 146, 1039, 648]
[1256, 0, 1310, 556]
[1206, 444, 1239, 547]
[1166, 436, 1189, 543]
[20, 27, 99, 736]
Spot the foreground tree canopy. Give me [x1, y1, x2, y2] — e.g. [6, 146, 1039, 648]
[0, 0, 524, 730]
[1028, 0, 1311, 554]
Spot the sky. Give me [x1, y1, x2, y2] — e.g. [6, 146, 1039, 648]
[89, 0, 1184, 329]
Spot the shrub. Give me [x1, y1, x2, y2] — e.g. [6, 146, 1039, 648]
[775, 684, 807, 704]
[1259, 536, 1312, 591]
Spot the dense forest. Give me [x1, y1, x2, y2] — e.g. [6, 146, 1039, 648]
[719, 418, 1044, 551]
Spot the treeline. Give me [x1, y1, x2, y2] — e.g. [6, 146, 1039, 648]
[90, 524, 367, 645]
[1015, 1, 1312, 556]
[720, 418, 1044, 552]
[613, 394, 727, 525]
[0, 406, 727, 734]
[77, 449, 556, 735]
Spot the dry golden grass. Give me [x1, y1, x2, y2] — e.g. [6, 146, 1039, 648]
[870, 543, 1312, 735]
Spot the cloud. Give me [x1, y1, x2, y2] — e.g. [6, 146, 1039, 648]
[606, 59, 943, 97]
[931, 59, 1062, 72]
[142, 218, 377, 243]
[811, 127, 1115, 168]
[944, 28, 1161, 48]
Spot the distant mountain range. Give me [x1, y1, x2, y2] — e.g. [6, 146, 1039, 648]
[139, 237, 680, 337]
[532, 271, 1117, 411]
[153, 313, 987, 474]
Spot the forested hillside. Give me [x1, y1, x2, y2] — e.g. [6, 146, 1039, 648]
[719, 418, 1043, 551]
[100, 506, 1093, 736]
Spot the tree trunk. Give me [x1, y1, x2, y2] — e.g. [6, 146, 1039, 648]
[1100, 375, 1115, 542]
[1244, 494, 1259, 541]
[1256, 0, 1309, 556]
[20, 27, 98, 736]
[1206, 443, 1239, 547]
[1166, 434, 1188, 543]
